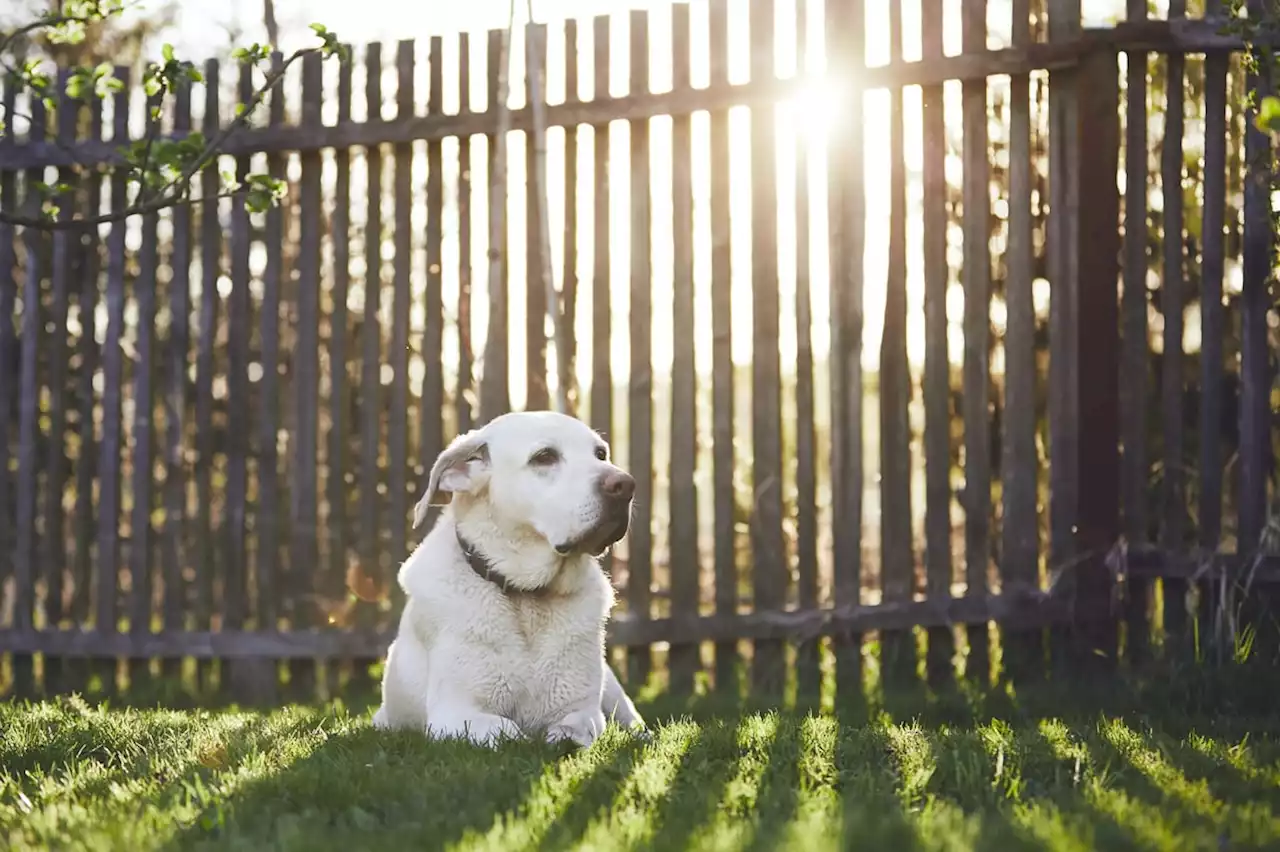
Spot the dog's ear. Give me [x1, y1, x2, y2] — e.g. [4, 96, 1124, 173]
[413, 431, 489, 528]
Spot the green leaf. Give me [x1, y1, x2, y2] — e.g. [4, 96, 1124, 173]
[47, 20, 87, 46]
[162, 43, 176, 63]
[1256, 95, 1280, 135]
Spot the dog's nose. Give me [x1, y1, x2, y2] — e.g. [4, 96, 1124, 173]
[600, 470, 636, 502]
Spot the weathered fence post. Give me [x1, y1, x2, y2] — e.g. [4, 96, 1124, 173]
[1240, 2, 1276, 662]
[1052, 44, 1122, 668]
[827, 0, 866, 709]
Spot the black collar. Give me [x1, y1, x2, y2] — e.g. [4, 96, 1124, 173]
[456, 529, 552, 597]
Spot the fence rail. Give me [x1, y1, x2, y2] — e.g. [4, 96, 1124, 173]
[0, 20, 1263, 175]
[0, 0, 1276, 702]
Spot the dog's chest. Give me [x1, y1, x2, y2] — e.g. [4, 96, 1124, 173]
[489, 594, 605, 728]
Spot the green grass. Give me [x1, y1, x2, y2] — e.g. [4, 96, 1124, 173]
[4, 676, 1280, 851]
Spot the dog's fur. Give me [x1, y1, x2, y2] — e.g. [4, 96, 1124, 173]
[371, 411, 646, 747]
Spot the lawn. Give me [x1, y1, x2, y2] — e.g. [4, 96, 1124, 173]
[3, 672, 1280, 851]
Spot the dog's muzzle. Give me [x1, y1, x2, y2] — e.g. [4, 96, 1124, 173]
[554, 470, 636, 555]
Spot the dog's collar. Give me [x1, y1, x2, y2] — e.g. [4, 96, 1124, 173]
[456, 530, 553, 597]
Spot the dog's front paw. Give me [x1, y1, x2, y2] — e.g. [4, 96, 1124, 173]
[546, 708, 606, 748]
[428, 713, 523, 748]
[624, 724, 653, 743]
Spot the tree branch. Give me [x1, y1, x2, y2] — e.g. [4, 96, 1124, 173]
[0, 12, 101, 58]
[0, 44, 320, 230]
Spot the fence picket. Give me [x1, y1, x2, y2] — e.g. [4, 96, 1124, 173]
[72, 88, 106, 690]
[627, 8, 654, 689]
[961, 0, 993, 685]
[289, 51, 324, 698]
[423, 35, 446, 487]
[921, 0, 955, 687]
[329, 48, 353, 667]
[457, 32, 476, 434]
[14, 95, 47, 697]
[388, 41, 413, 616]
[560, 19, 581, 415]
[1198, 0, 1227, 651]
[880, 0, 915, 687]
[258, 52, 286, 642]
[0, 77, 17, 691]
[827, 0, 866, 702]
[161, 79, 193, 684]
[1160, 0, 1189, 650]
[1239, 0, 1273, 654]
[747, 0, 786, 695]
[1002, 0, 1043, 680]
[793, 0, 820, 699]
[668, 1, 699, 695]
[589, 15, 614, 578]
[128, 121, 161, 691]
[43, 75, 77, 693]
[358, 43, 385, 639]
[526, 23, 550, 411]
[480, 27, 511, 422]
[95, 76, 134, 696]
[225, 64, 253, 641]
[1120, 0, 1152, 665]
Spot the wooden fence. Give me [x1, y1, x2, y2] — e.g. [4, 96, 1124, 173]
[1, 0, 1277, 704]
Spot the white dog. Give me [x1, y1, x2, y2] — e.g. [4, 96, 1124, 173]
[371, 410, 646, 747]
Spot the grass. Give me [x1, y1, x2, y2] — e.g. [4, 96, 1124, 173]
[3, 672, 1280, 851]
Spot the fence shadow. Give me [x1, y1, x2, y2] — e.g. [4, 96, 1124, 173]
[10, 661, 1276, 850]
[158, 724, 631, 851]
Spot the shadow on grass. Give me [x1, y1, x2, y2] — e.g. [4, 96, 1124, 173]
[859, 663, 1280, 737]
[13, 658, 1280, 850]
[634, 717, 743, 852]
[4, 658, 389, 716]
[530, 736, 647, 851]
[831, 711, 924, 851]
[0, 698, 266, 781]
[6, 714, 274, 815]
[741, 715, 805, 852]
[1162, 734, 1280, 813]
[156, 720, 621, 852]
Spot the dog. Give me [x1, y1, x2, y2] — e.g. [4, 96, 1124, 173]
[371, 410, 646, 747]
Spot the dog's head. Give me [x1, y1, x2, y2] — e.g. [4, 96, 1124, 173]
[413, 411, 634, 557]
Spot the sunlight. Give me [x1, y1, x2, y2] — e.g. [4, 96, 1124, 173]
[682, 715, 780, 846]
[574, 721, 699, 848]
[792, 76, 845, 149]
[461, 732, 632, 852]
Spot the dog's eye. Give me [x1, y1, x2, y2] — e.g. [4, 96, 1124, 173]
[529, 448, 560, 466]
[594, 446, 608, 461]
